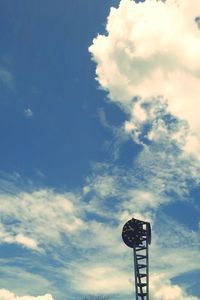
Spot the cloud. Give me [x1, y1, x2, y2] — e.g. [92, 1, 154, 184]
[89, 0, 200, 160]
[70, 264, 131, 295]
[151, 274, 199, 300]
[97, 108, 111, 129]
[0, 189, 85, 251]
[0, 68, 14, 90]
[24, 108, 33, 118]
[0, 168, 199, 299]
[15, 234, 38, 250]
[0, 262, 56, 299]
[0, 289, 54, 300]
[0, 227, 38, 250]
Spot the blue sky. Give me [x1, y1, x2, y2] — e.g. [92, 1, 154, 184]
[0, 0, 121, 189]
[0, 1, 200, 300]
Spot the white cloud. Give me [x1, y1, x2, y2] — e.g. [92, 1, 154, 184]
[89, 0, 200, 160]
[75, 265, 132, 295]
[88, 175, 117, 199]
[24, 108, 33, 118]
[0, 227, 38, 250]
[0, 189, 85, 250]
[15, 234, 38, 250]
[0, 289, 54, 300]
[151, 274, 199, 300]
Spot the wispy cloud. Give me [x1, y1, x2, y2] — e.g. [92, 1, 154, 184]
[0, 167, 199, 298]
[0, 189, 85, 251]
[0, 226, 38, 251]
[0, 68, 14, 90]
[0, 261, 55, 299]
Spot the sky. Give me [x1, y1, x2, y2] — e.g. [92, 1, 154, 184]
[0, 0, 200, 299]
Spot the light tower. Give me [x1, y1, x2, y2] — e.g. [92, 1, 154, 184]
[122, 218, 151, 300]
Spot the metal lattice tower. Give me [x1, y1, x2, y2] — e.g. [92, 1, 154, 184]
[122, 218, 151, 300]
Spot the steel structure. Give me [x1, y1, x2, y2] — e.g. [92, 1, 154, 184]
[122, 218, 151, 300]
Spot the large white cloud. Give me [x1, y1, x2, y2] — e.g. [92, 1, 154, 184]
[0, 289, 54, 300]
[89, 0, 200, 159]
[151, 274, 199, 300]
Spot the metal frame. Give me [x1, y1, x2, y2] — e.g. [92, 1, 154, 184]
[133, 223, 149, 300]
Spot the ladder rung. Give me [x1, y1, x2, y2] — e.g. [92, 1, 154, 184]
[138, 264, 146, 269]
[136, 255, 146, 260]
[138, 274, 147, 278]
[137, 283, 147, 287]
[138, 293, 147, 297]
[136, 246, 146, 251]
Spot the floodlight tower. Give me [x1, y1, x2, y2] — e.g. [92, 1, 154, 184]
[122, 218, 151, 300]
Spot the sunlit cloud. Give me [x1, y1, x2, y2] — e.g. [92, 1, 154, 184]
[0, 289, 54, 300]
[151, 274, 199, 300]
[89, 0, 200, 160]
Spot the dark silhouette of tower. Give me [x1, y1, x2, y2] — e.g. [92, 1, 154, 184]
[122, 218, 151, 300]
